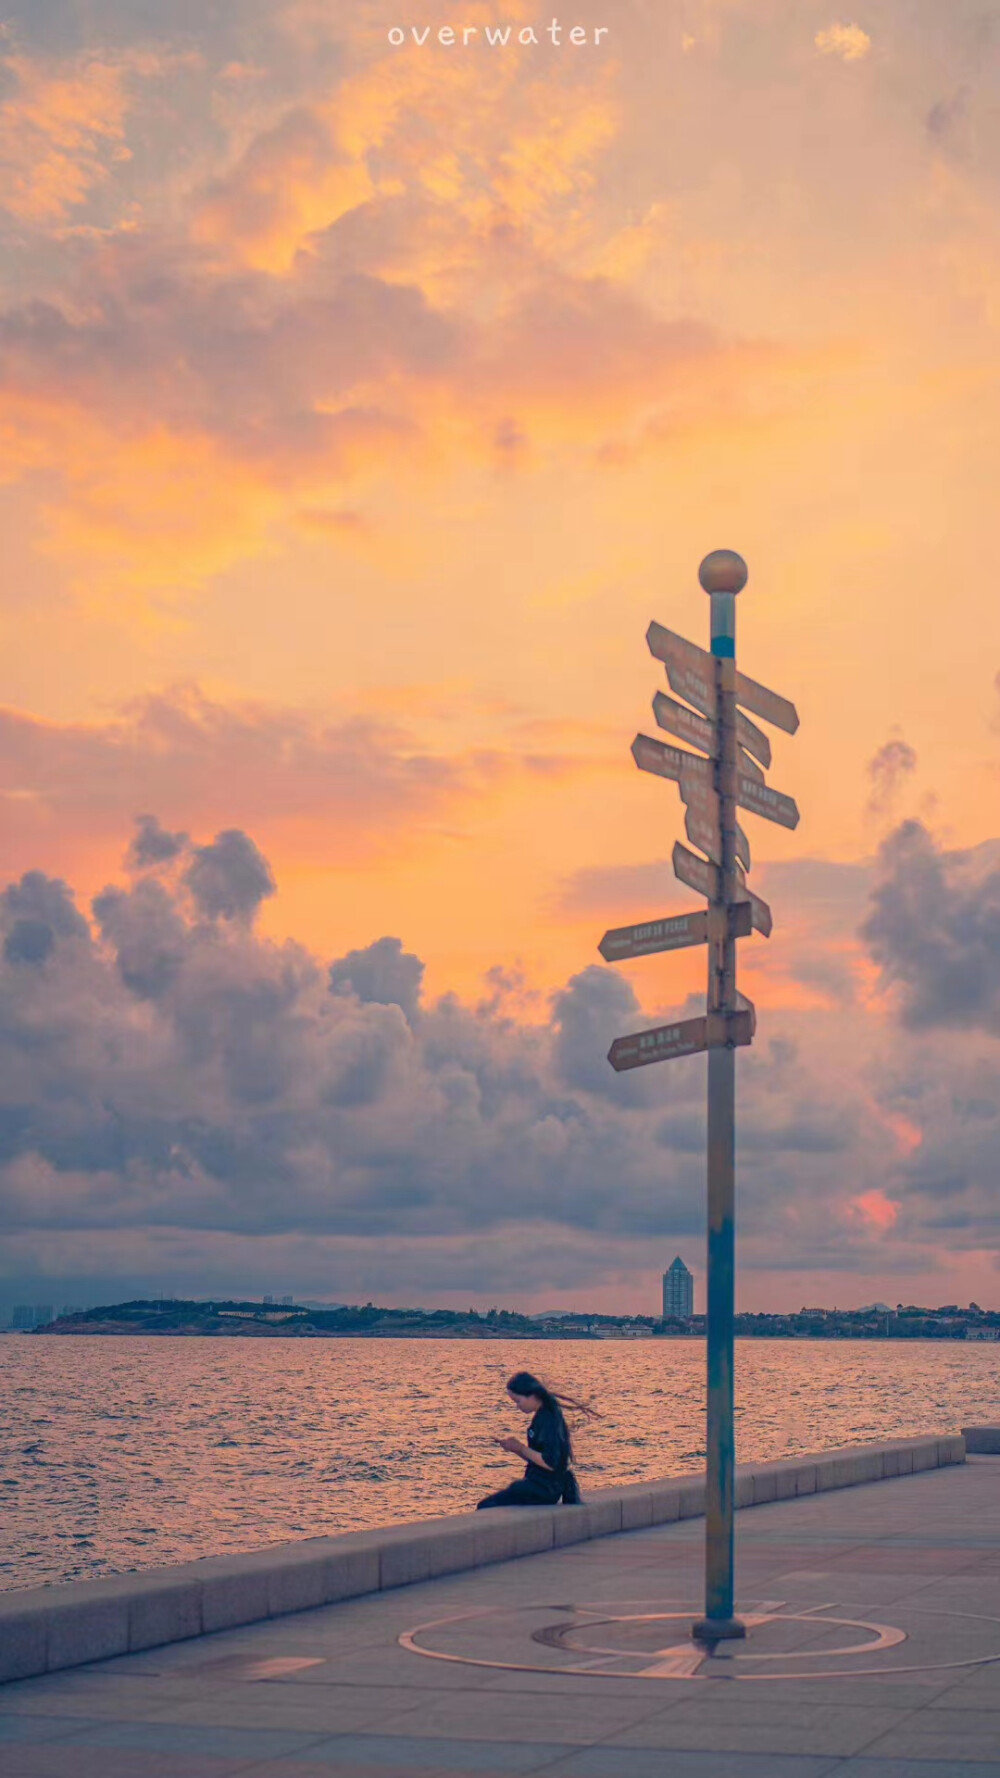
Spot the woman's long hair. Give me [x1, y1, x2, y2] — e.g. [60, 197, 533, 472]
[506, 1371, 600, 1467]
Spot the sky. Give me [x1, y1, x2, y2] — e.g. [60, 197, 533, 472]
[2, 0, 1000, 1314]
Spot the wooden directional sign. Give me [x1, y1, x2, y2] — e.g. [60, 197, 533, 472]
[735, 670, 799, 736]
[608, 1007, 755, 1072]
[647, 622, 715, 718]
[737, 776, 800, 830]
[744, 890, 772, 938]
[600, 902, 752, 963]
[679, 772, 750, 870]
[738, 748, 764, 785]
[671, 842, 769, 935]
[648, 621, 797, 738]
[684, 807, 751, 871]
[673, 840, 718, 900]
[685, 803, 721, 864]
[737, 709, 771, 771]
[679, 771, 721, 865]
[599, 910, 708, 962]
[653, 691, 716, 756]
[632, 733, 711, 785]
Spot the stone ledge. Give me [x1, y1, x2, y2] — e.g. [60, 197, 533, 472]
[0, 1429, 966, 1685]
[962, 1425, 1000, 1454]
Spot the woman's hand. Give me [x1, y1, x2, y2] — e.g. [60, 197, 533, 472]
[495, 1435, 523, 1455]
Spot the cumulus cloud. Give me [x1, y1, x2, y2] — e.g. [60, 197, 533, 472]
[329, 935, 424, 1024]
[92, 877, 187, 998]
[128, 814, 188, 871]
[183, 829, 276, 922]
[1, 869, 89, 965]
[861, 820, 1000, 1033]
[0, 820, 929, 1302]
[551, 964, 650, 1103]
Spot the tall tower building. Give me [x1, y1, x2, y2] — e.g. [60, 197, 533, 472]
[662, 1257, 694, 1320]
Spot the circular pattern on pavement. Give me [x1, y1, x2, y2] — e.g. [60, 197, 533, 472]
[399, 1598, 1000, 1682]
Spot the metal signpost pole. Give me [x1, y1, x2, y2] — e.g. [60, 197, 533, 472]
[692, 551, 747, 1647]
[605, 549, 799, 1652]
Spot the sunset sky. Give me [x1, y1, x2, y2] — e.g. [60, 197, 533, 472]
[2, 0, 1000, 1314]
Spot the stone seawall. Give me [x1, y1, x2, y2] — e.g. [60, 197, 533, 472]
[0, 1431, 966, 1685]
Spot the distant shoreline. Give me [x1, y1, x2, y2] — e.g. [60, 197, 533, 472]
[10, 1326, 1000, 1342]
[11, 1295, 999, 1345]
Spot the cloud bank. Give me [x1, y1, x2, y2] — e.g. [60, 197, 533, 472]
[3, 815, 998, 1307]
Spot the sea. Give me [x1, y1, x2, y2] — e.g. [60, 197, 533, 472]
[1, 1336, 997, 1593]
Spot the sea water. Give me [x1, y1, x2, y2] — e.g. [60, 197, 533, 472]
[1, 1335, 996, 1590]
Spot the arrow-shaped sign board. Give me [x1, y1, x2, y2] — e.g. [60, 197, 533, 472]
[737, 709, 772, 771]
[647, 622, 715, 718]
[671, 842, 772, 936]
[744, 891, 772, 938]
[738, 748, 765, 785]
[599, 902, 753, 963]
[735, 670, 799, 737]
[599, 910, 709, 962]
[679, 772, 751, 870]
[653, 690, 716, 756]
[685, 803, 721, 864]
[608, 1007, 755, 1071]
[737, 777, 800, 830]
[632, 733, 711, 785]
[673, 840, 718, 900]
[648, 621, 797, 737]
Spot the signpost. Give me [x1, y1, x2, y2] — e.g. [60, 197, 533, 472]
[599, 911, 709, 962]
[609, 1007, 754, 1071]
[632, 733, 711, 785]
[602, 550, 799, 1648]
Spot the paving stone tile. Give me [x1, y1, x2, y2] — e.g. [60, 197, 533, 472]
[924, 1670, 1000, 1709]
[598, 1704, 904, 1757]
[538, 1749, 840, 1777]
[59, 1719, 330, 1759]
[0, 1748, 255, 1778]
[244, 1766, 520, 1778]
[149, 1681, 433, 1734]
[369, 1691, 665, 1745]
[0, 1674, 212, 1720]
[0, 1716, 97, 1746]
[273, 1733, 578, 1770]
[836, 1762, 1000, 1778]
[858, 1723, 1000, 1760]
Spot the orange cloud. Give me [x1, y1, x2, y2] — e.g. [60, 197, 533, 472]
[848, 1189, 900, 1231]
[192, 7, 620, 278]
[0, 49, 164, 224]
[814, 23, 872, 63]
[193, 107, 376, 273]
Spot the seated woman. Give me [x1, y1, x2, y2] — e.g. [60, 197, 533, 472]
[477, 1370, 585, 1508]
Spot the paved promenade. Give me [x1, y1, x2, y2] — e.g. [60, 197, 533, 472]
[1, 1458, 998, 1778]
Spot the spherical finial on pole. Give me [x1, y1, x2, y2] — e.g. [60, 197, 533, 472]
[699, 551, 748, 595]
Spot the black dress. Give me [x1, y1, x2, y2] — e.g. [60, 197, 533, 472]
[477, 1404, 577, 1509]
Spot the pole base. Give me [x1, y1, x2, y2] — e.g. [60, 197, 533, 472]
[691, 1615, 747, 1647]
